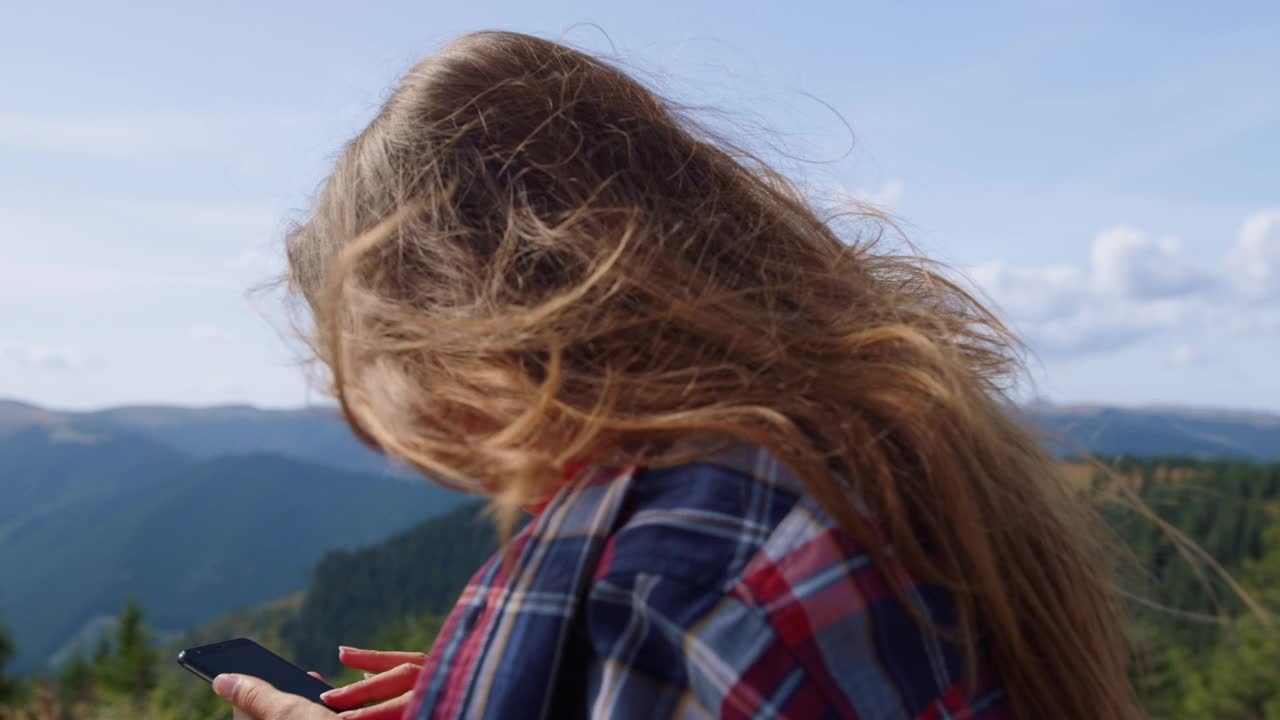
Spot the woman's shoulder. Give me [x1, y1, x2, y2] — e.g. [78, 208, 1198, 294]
[422, 444, 1005, 719]
[579, 442, 1008, 719]
[593, 443, 811, 587]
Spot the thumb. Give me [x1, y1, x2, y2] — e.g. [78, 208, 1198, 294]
[215, 671, 327, 712]
[213, 673, 246, 700]
[214, 674, 257, 706]
[214, 673, 310, 719]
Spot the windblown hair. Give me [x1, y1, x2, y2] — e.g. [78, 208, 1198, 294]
[285, 30, 1142, 719]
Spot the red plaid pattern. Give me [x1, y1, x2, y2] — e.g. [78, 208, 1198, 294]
[406, 442, 1008, 719]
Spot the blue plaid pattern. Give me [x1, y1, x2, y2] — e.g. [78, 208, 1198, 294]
[406, 443, 1007, 719]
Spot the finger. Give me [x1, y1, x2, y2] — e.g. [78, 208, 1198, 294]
[337, 690, 414, 720]
[309, 671, 326, 682]
[215, 673, 328, 720]
[320, 663, 421, 709]
[337, 646, 428, 673]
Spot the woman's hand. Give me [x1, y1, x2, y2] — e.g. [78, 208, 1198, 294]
[318, 646, 428, 720]
[214, 673, 338, 720]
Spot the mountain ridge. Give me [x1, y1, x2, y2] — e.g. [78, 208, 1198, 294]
[6, 396, 1279, 462]
[1024, 400, 1280, 428]
[0, 423, 463, 673]
[5, 397, 1279, 671]
[0, 398, 399, 476]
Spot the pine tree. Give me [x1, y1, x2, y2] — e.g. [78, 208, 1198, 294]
[0, 621, 17, 704]
[1176, 523, 1280, 718]
[58, 644, 95, 705]
[100, 598, 158, 704]
[91, 633, 111, 668]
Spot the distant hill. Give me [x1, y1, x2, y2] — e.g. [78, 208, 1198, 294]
[172, 593, 306, 654]
[248, 456, 1280, 678]
[0, 424, 190, 537]
[1023, 403, 1280, 461]
[0, 399, 398, 475]
[6, 397, 1279, 466]
[284, 502, 499, 674]
[155, 503, 492, 678]
[5, 397, 1280, 672]
[0, 420, 464, 674]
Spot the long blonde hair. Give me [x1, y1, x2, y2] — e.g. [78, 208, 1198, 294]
[285, 30, 1142, 718]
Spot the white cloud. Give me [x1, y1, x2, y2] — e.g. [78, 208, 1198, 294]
[1090, 225, 1212, 300]
[819, 178, 907, 214]
[963, 210, 1277, 358]
[1170, 343, 1204, 367]
[0, 262, 217, 300]
[188, 325, 231, 343]
[233, 245, 287, 279]
[0, 197, 286, 301]
[967, 262, 1086, 323]
[1227, 209, 1280, 301]
[0, 109, 317, 159]
[857, 179, 905, 209]
[1030, 299, 1190, 355]
[1219, 309, 1280, 337]
[1, 343, 98, 372]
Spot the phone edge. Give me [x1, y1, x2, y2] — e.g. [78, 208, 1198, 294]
[174, 638, 335, 697]
[176, 650, 214, 683]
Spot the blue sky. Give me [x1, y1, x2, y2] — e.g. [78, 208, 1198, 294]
[2, 1, 1277, 411]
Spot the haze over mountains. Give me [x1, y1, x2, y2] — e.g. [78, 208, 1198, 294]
[0, 399, 464, 673]
[2, 397, 1278, 673]
[0, 400, 400, 475]
[1024, 401, 1280, 462]
[6, 397, 1277, 465]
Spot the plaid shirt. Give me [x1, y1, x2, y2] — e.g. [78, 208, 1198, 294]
[406, 442, 1007, 719]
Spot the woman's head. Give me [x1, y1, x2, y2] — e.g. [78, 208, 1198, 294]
[286, 30, 1140, 718]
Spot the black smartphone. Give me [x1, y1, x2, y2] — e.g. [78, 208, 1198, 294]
[177, 637, 333, 707]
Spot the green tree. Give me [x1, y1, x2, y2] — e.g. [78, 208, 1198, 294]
[1131, 622, 1195, 719]
[1178, 615, 1280, 719]
[1176, 523, 1280, 719]
[91, 632, 112, 669]
[0, 621, 17, 705]
[100, 598, 158, 704]
[58, 644, 95, 705]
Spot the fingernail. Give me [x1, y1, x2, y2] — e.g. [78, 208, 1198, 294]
[213, 674, 240, 698]
[320, 688, 338, 701]
[338, 645, 354, 654]
[363, 672, 374, 680]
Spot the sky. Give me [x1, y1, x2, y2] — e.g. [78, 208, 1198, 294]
[1, 1, 1277, 412]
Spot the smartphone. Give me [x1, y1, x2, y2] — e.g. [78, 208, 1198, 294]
[177, 637, 333, 707]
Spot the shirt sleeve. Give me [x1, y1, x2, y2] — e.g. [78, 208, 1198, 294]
[582, 570, 838, 720]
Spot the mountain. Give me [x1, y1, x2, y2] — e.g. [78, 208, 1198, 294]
[284, 502, 499, 674]
[0, 424, 190, 535]
[6, 397, 1279, 468]
[5, 396, 1280, 672]
[224, 458, 1280, 717]
[145, 504, 492, 685]
[0, 421, 463, 674]
[14, 457, 1280, 718]
[1023, 403, 1280, 461]
[0, 399, 398, 476]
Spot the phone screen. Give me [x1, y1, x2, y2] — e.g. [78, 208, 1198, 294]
[178, 638, 332, 706]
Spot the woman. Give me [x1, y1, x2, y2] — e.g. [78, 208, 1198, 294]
[214, 30, 1142, 719]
